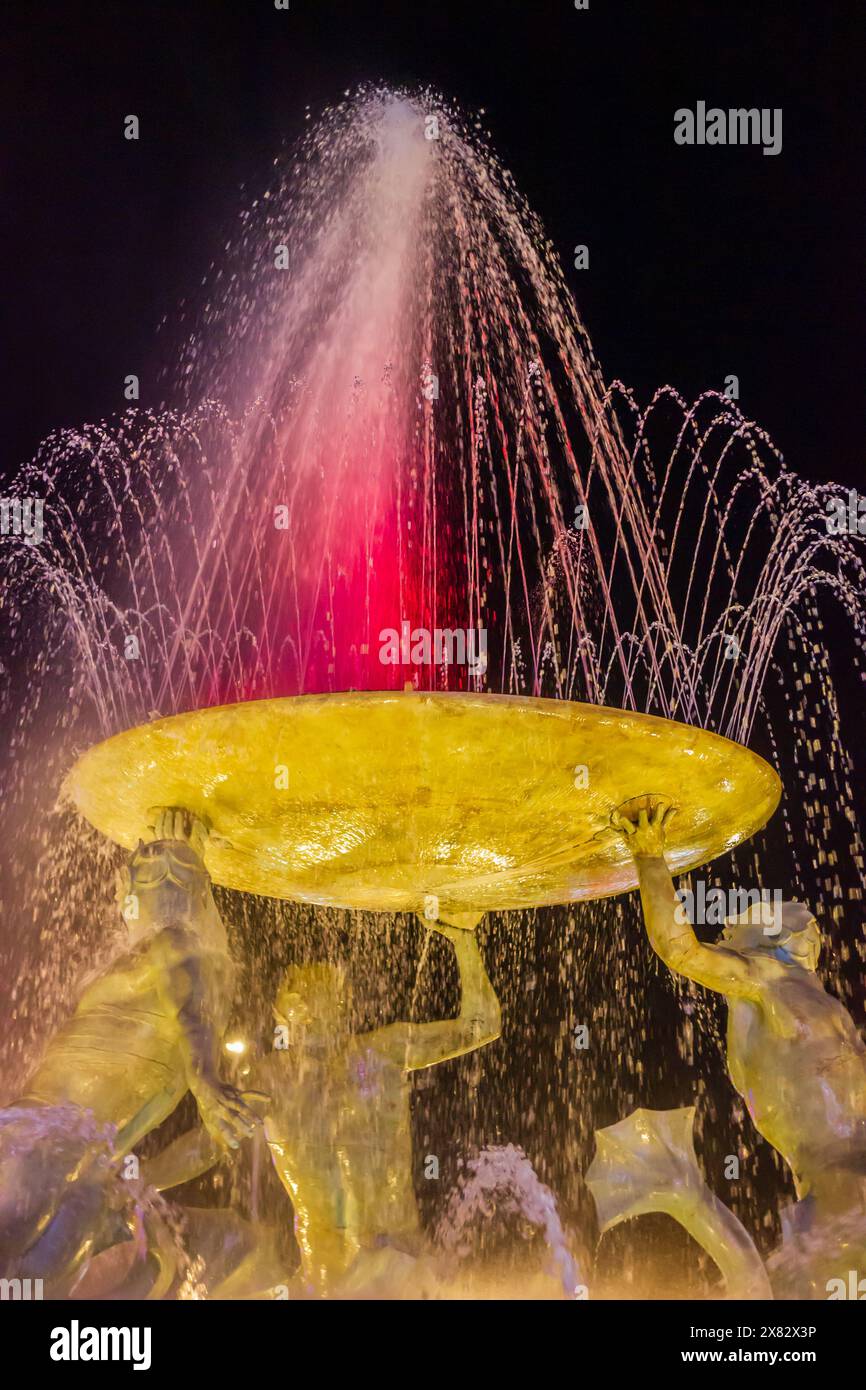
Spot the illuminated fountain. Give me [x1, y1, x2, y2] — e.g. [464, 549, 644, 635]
[1, 87, 865, 1298]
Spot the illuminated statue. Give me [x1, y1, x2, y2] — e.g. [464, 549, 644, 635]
[612, 800, 866, 1224]
[0, 808, 256, 1284]
[253, 914, 501, 1297]
[121, 910, 501, 1297]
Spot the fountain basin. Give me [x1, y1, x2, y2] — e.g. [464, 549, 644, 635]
[64, 691, 781, 915]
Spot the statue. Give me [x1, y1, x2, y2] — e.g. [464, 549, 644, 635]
[138, 912, 502, 1296]
[611, 799, 866, 1228]
[0, 808, 257, 1286]
[252, 912, 502, 1297]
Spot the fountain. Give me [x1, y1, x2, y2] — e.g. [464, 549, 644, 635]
[1, 86, 864, 1300]
[436, 1142, 586, 1299]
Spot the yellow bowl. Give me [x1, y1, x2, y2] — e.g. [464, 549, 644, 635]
[64, 691, 781, 915]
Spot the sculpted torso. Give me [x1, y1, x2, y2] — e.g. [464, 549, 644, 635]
[24, 940, 232, 1145]
[17, 813, 252, 1157]
[254, 1039, 421, 1287]
[727, 965, 866, 1190]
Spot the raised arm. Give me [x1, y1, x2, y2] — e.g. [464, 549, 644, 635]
[368, 917, 502, 1071]
[137, 808, 258, 1150]
[612, 801, 763, 1002]
[149, 924, 258, 1149]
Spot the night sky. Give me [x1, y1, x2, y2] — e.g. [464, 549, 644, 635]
[2, 0, 863, 488]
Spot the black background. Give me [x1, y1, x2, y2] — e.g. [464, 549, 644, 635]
[2, 0, 863, 487]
